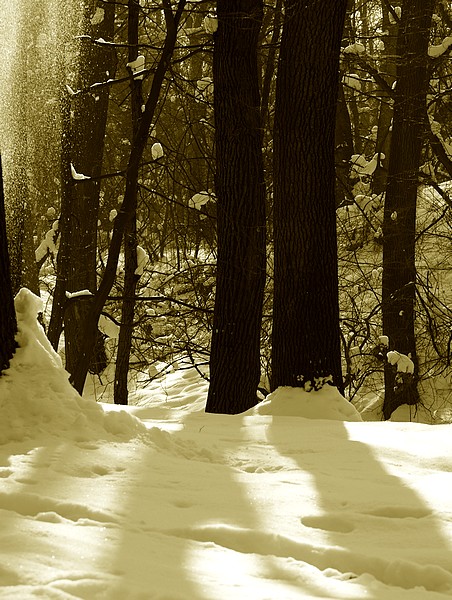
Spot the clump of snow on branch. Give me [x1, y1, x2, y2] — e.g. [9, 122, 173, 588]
[351, 153, 384, 177]
[127, 55, 145, 80]
[389, 6, 401, 24]
[343, 74, 361, 91]
[99, 314, 120, 340]
[189, 190, 213, 210]
[90, 7, 104, 26]
[135, 245, 149, 276]
[387, 350, 415, 374]
[151, 142, 163, 160]
[247, 386, 362, 421]
[342, 42, 365, 55]
[203, 15, 218, 34]
[109, 209, 117, 222]
[35, 219, 59, 263]
[70, 163, 90, 180]
[428, 36, 452, 58]
[65, 290, 93, 299]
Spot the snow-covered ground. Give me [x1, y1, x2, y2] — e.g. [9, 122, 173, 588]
[1, 289, 452, 599]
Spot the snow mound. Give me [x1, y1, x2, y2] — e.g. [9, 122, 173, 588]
[0, 288, 145, 444]
[248, 385, 363, 421]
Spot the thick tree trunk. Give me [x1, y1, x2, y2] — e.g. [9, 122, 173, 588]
[0, 155, 17, 374]
[48, 1, 116, 373]
[271, 0, 346, 393]
[65, 1, 116, 376]
[382, 0, 433, 419]
[205, 0, 266, 414]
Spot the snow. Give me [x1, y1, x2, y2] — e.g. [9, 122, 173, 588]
[65, 289, 93, 299]
[246, 386, 362, 421]
[134, 245, 149, 276]
[151, 142, 163, 160]
[387, 350, 415, 375]
[342, 74, 361, 91]
[35, 221, 58, 263]
[70, 163, 90, 181]
[127, 55, 145, 80]
[351, 153, 384, 177]
[342, 42, 365, 55]
[1, 289, 452, 599]
[189, 190, 212, 210]
[203, 15, 218, 34]
[428, 36, 452, 58]
[90, 7, 104, 26]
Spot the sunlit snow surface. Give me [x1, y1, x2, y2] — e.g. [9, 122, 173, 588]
[0, 290, 452, 599]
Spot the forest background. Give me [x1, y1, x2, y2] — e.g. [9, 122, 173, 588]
[1, 0, 452, 423]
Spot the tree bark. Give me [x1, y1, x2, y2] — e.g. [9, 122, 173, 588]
[382, 0, 433, 419]
[48, 0, 116, 376]
[205, 0, 266, 414]
[114, 0, 142, 405]
[70, 1, 187, 394]
[0, 155, 17, 374]
[372, 0, 398, 195]
[271, 0, 346, 393]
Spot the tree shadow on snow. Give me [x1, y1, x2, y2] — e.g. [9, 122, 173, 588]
[264, 414, 452, 597]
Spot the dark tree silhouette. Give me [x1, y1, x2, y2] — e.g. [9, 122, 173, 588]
[206, 0, 266, 414]
[48, 0, 116, 380]
[0, 155, 17, 374]
[382, 0, 434, 419]
[271, 0, 347, 392]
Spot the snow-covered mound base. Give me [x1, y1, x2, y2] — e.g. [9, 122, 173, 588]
[0, 288, 145, 444]
[248, 385, 363, 421]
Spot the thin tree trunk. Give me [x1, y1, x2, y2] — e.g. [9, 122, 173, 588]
[205, 0, 266, 414]
[372, 0, 398, 195]
[382, 0, 433, 419]
[271, 0, 346, 393]
[0, 154, 17, 374]
[114, 0, 142, 405]
[70, 1, 187, 394]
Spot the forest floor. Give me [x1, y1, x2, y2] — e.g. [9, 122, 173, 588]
[0, 288, 452, 599]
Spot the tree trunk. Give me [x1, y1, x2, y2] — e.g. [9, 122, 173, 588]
[335, 82, 354, 206]
[70, 1, 187, 394]
[0, 155, 17, 374]
[65, 1, 116, 377]
[48, 1, 116, 374]
[114, 0, 142, 405]
[205, 0, 266, 414]
[372, 0, 398, 195]
[382, 0, 433, 419]
[271, 0, 346, 393]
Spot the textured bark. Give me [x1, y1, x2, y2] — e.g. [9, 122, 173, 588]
[65, 1, 116, 376]
[0, 155, 17, 375]
[271, 0, 346, 392]
[114, 0, 142, 405]
[335, 83, 354, 206]
[70, 1, 187, 394]
[372, 0, 398, 195]
[48, 0, 116, 375]
[205, 0, 266, 414]
[382, 0, 434, 419]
